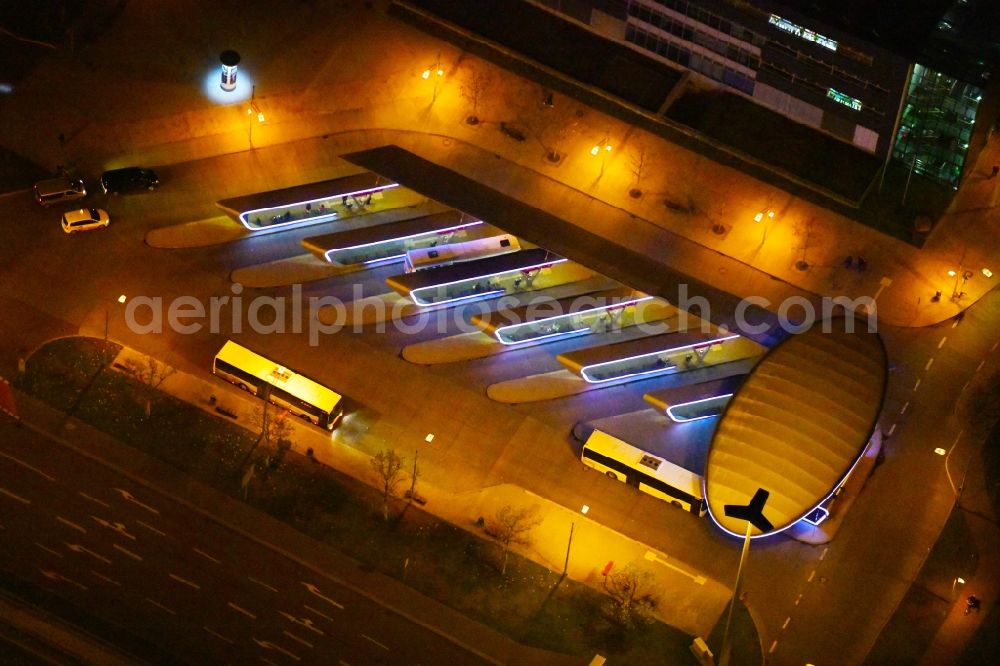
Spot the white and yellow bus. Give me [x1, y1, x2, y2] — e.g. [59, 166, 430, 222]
[581, 429, 706, 516]
[212, 341, 343, 429]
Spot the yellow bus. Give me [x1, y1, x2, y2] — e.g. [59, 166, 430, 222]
[212, 341, 343, 429]
[581, 429, 706, 515]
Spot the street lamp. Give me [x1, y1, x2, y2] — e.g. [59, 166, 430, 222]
[422, 53, 445, 102]
[950, 269, 973, 300]
[105, 294, 127, 341]
[753, 209, 774, 223]
[247, 85, 265, 146]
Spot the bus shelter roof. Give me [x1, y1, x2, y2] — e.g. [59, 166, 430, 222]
[300, 211, 477, 257]
[385, 248, 563, 295]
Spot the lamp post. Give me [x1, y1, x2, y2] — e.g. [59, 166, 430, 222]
[590, 138, 612, 177]
[422, 53, 445, 102]
[949, 269, 973, 300]
[247, 85, 265, 146]
[105, 294, 127, 342]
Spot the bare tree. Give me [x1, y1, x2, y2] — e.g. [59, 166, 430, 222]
[604, 563, 659, 629]
[629, 143, 649, 197]
[485, 504, 543, 575]
[460, 68, 491, 124]
[371, 448, 406, 521]
[123, 356, 175, 417]
[793, 217, 821, 269]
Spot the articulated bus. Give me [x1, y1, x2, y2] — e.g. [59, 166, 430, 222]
[581, 429, 706, 516]
[403, 234, 520, 272]
[212, 341, 343, 429]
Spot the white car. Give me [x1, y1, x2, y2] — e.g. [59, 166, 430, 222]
[61, 208, 110, 233]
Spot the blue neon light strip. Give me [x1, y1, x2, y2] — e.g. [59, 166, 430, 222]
[493, 296, 653, 345]
[666, 393, 734, 423]
[408, 258, 568, 307]
[238, 183, 400, 231]
[579, 334, 741, 384]
[323, 221, 483, 263]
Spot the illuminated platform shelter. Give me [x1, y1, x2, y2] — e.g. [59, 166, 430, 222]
[557, 330, 747, 384]
[643, 374, 747, 423]
[470, 288, 673, 345]
[705, 318, 888, 539]
[300, 212, 487, 264]
[385, 248, 565, 307]
[216, 172, 400, 232]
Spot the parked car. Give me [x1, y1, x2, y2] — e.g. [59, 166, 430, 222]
[61, 207, 110, 233]
[34, 175, 87, 206]
[100, 167, 159, 194]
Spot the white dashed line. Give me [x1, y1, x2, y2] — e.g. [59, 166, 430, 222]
[282, 631, 313, 649]
[819, 547, 828, 561]
[888, 423, 897, 437]
[136, 520, 166, 537]
[900, 402, 910, 415]
[228, 602, 256, 619]
[193, 548, 220, 564]
[0, 451, 55, 481]
[925, 358, 934, 371]
[145, 598, 176, 615]
[0, 486, 30, 504]
[914, 379, 921, 391]
[35, 543, 64, 558]
[78, 492, 110, 508]
[807, 570, 816, 583]
[793, 593, 803, 606]
[782, 616, 791, 629]
[56, 516, 87, 534]
[769, 640, 778, 654]
[977, 360, 986, 373]
[248, 576, 279, 593]
[90, 570, 121, 587]
[204, 626, 234, 644]
[169, 573, 200, 590]
[938, 336, 948, 348]
[303, 605, 335, 623]
[361, 634, 389, 651]
[113, 543, 143, 561]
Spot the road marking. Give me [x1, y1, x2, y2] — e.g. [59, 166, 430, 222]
[253, 638, 300, 661]
[944, 430, 966, 496]
[204, 626, 234, 644]
[193, 548, 220, 564]
[56, 516, 87, 534]
[819, 547, 828, 561]
[0, 486, 30, 504]
[248, 576, 279, 593]
[78, 492, 110, 508]
[938, 336, 948, 348]
[992, 341, 998, 352]
[282, 630, 313, 649]
[40, 569, 87, 590]
[769, 640, 778, 654]
[793, 593, 803, 606]
[90, 570, 121, 587]
[0, 451, 55, 481]
[301, 582, 345, 609]
[90, 515, 136, 540]
[36, 543, 64, 558]
[64, 543, 111, 565]
[977, 360, 986, 373]
[169, 573, 201, 590]
[280, 611, 325, 636]
[112, 488, 159, 515]
[303, 605, 335, 623]
[112, 543, 142, 561]
[228, 602, 257, 619]
[136, 520, 165, 537]
[900, 401, 909, 415]
[925, 358, 934, 371]
[913, 378, 921, 391]
[888, 423, 897, 437]
[145, 598, 176, 615]
[807, 569, 816, 583]
[642, 550, 707, 584]
[260, 659, 279, 666]
[361, 634, 389, 651]
[782, 616, 791, 629]
[339, 661, 350, 666]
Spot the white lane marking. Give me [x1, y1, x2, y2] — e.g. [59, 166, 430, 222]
[193, 548, 220, 564]
[282, 630, 314, 649]
[145, 598, 176, 615]
[136, 520, 165, 537]
[0, 451, 55, 481]
[90, 515, 136, 540]
[819, 547, 828, 561]
[782, 616, 791, 629]
[78, 492, 110, 508]
[925, 358, 934, 371]
[40, 569, 87, 590]
[888, 423, 897, 437]
[992, 341, 998, 352]
[952, 319, 960, 329]
[228, 602, 257, 619]
[914, 378, 921, 391]
[807, 569, 816, 583]
[962, 381, 970, 393]
[204, 626, 234, 644]
[260, 659, 279, 666]
[36, 543, 64, 558]
[900, 401, 910, 415]
[642, 550, 707, 584]
[303, 605, 335, 623]
[248, 576, 279, 593]
[977, 360, 986, 373]
[938, 336, 948, 348]
[280, 611, 325, 636]
[112, 488, 159, 515]
[301, 582, 345, 609]
[793, 593, 803, 606]
[253, 638, 300, 662]
[56, 516, 87, 534]
[112, 543, 143, 561]
[769, 640, 778, 654]
[361, 634, 390, 651]
[0, 486, 30, 504]
[90, 570, 121, 587]
[64, 543, 111, 565]
[169, 573, 201, 590]
[339, 661, 350, 666]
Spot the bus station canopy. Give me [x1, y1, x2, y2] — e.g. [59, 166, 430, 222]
[705, 318, 887, 538]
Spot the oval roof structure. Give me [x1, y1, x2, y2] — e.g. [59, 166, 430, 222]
[705, 318, 887, 538]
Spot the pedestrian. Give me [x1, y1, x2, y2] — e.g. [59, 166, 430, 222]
[857, 256, 867, 273]
[991, 165, 999, 179]
[843, 255, 854, 270]
[966, 595, 981, 614]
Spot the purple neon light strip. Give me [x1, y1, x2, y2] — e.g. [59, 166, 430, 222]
[493, 296, 653, 345]
[407, 258, 568, 307]
[579, 334, 741, 383]
[666, 393, 734, 423]
[238, 182, 400, 231]
[323, 221, 483, 263]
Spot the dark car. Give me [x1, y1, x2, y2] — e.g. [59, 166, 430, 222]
[100, 167, 159, 194]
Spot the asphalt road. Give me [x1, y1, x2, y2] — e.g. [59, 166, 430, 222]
[0, 416, 490, 665]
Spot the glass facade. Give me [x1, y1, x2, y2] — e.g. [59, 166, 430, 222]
[893, 64, 982, 188]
